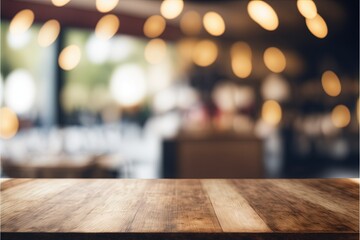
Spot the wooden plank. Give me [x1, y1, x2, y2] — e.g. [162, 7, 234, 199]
[1, 179, 92, 232]
[300, 178, 359, 201]
[231, 179, 358, 233]
[202, 179, 271, 232]
[271, 179, 359, 231]
[72, 179, 151, 232]
[174, 179, 221, 232]
[128, 179, 221, 232]
[0, 178, 32, 191]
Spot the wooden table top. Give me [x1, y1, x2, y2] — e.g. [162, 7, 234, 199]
[1, 178, 359, 240]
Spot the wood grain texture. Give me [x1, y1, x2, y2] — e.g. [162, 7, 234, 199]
[1, 178, 359, 240]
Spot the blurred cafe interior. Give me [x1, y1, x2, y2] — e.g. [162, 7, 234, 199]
[0, 0, 359, 179]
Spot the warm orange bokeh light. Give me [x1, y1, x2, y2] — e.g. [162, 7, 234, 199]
[58, 45, 81, 71]
[144, 38, 167, 64]
[231, 42, 252, 78]
[52, 0, 71, 7]
[203, 11, 226, 36]
[38, 19, 61, 47]
[160, 0, 184, 19]
[297, 0, 317, 19]
[180, 11, 202, 36]
[263, 47, 286, 73]
[331, 105, 351, 128]
[96, 0, 119, 13]
[143, 15, 166, 38]
[321, 70, 341, 97]
[9, 9, 34, 35]
[0, 107, 19, 139]
[262, 100, 282, 126]
[192, 40, 218, 67]
[247, 0, 279, 31]
[306, 14, 328, 38]
[95, 14, 120, 40]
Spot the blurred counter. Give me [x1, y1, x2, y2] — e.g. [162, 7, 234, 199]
[163, 133, 263, 178]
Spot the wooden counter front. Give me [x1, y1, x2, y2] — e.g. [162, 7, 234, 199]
[1, 178, 359, 240]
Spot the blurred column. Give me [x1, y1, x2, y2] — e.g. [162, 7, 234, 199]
[38, 33, 58, 128]
[55, 30, 66, 126]
[264, 130, 284, 178]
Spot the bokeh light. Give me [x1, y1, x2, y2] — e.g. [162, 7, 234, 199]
[58, 45, 81, 71]
[9, 9, 34, 35]
[96, 0, 119, 13]
[192, 40, 218, 67]
[230, 42, 252, 78]
[153, 88, 177, 113]
[95, 14, 120, 40]
[262, 100, 282, 126]
[85, 34, 111, 64]
[38, 19, 61, 47]
[331, 105, 350, 128]
[7, 28, 32, 50]
[247, 0, 279, 31]
[305, 14, 328, 38]
[321, 70, 341, 97]
[0, 107, 19, 139]
[160, 0, 184, 19]
[212, 82, 238, 112]
[235, 87, 255, 109]
[144, 38, 167, 64]
[108, 36, 136, 62]
[263, 47, 286, 73]
[109, 64, 147, 107]
[52, 0, 71, 7]
[297, 0, 317, 19]
[261, 74, 290, 101]
[203, 11, 226, 36]
[5, 69, 36, 114]
[143, 15, 166, 38]
[180, 11, 202, 36]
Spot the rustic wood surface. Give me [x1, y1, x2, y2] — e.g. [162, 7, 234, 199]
[1, 178, 359, 240]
